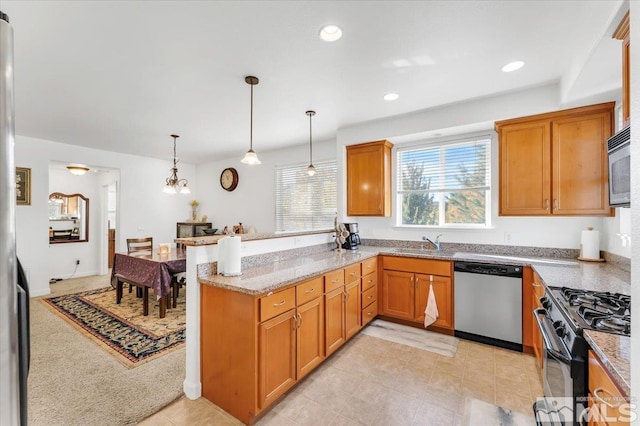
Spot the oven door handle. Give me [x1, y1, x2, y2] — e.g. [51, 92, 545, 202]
[533, 308, 572, 364]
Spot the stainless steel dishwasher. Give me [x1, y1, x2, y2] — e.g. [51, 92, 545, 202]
[453, 261, 523, 351]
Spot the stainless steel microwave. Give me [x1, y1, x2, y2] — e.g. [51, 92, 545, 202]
[607, 126, 630, 207]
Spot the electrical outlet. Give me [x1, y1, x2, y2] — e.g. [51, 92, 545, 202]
[75, 259, 80, 265]
[504, 232, 512, 243]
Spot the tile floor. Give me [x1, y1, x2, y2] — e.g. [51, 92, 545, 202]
[139, 332, 542, 425]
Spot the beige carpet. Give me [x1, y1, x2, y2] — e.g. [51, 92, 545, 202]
[29, 275, 185, 426]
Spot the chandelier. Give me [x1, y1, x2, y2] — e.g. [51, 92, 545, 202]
[163, 134, 190, 194]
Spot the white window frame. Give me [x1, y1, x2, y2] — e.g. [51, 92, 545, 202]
[275, 159, 337, 233]
[395, 133, 492, 229]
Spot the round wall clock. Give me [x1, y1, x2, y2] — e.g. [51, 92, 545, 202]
[220, 167, 239, 191]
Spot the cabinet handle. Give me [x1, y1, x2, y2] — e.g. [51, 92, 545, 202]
[367, 279, 373, 284]
[350, 272, 356, 276]
[532, 282, 542, 287]
[273, 300, 286, 307]
[332, 278, 339, 283]
[343, 289, 349, 302]
[593, 387, 622, 408]
[292, 314, 298, 330]
[553, 199, 558, 211]
[267, 291, 274, 297]
[305, 288, 315, 294]
[545, 199, 550, 211]
[367, 312, 372, 316]
[297, 313, 303, 328]
[368, 295, 373, 299]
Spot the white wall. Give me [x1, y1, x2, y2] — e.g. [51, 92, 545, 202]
[15, 135, 197, 297]
[336, 83, 619, 251]
[195, 139, 336, 233]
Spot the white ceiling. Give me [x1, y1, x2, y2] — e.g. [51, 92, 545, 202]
[2, 0, 626, 164]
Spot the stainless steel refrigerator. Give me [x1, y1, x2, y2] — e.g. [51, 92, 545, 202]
[1, 10, 30, 426]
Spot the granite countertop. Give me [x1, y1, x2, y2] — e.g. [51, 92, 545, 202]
[198, 244, 630, 391]
[175, 229, 333, 246]
[199, 249, 378, 295]
[584, 330, 631, 396]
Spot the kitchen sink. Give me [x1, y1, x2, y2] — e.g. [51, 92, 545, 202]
[452, 252, 579, 266]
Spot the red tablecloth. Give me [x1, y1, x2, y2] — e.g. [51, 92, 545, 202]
[111, 249, 186, 300]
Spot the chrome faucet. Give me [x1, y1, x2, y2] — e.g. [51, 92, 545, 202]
[422, 234, 442, 251]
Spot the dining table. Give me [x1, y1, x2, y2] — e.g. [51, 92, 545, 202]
[111, 247, 186, 318]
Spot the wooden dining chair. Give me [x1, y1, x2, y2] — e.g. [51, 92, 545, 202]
[126, 237, 153, 255]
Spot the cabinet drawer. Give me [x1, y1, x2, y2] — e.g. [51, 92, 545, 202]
[361, 257, 377, 275]
[361, 285, 377, 308]
[361, 272, 377, 291]
[382, 256, 451, 277]
[325, 269, 345, 292]
[345, 263, 361, 284]
[296, 276, 324, 305]
[362, 302, 378, 326]
[260, 287, 296, 322]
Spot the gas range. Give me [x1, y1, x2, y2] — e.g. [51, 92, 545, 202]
[547, 287, 631, 337]
[534, 286, 631, 424]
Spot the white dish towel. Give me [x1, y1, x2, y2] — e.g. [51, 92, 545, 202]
[424, 282, 439, 328]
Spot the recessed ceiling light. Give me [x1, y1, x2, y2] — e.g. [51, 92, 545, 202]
[383, 93, 399, 101]
[319, 24, 342, 42]
[501, 60, 525, 72]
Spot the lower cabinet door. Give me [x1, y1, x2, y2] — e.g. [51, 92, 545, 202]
[414, 274, 453, 329]
[297, 297, 325, 379]
[381, 270, 415, 319]
[345, 280, 361, 340]
[325, 286, 346, 356]
[259, 309, 296, 408]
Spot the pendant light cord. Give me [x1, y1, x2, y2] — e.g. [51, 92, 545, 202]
[309, 112, 313, 164]
[249, 82, 254, 151]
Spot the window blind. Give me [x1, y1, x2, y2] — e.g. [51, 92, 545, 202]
[397, 136, 491, 226]
[275, 160, 337, 233]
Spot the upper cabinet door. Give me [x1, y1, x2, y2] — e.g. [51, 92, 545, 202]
[552, 112, 612, 215]
[496, 102, 614, 217]
[498, 121, 552, 215]
[346, 140, 393, 216]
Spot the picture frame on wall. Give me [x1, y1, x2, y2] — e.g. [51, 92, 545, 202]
[16, 167, 31, 205]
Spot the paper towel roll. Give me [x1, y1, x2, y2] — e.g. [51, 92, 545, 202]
[223, 236, 242, 276]
[580, 229, 600, 260]
[217, 236, 229, 275]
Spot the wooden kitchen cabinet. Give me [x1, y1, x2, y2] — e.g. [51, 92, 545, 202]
[415, 274, 453, 329]
[380, 256, 454, 332]
[258, 309, 296, 408]
[613, 11, 630, 126]
[296, 296, 324, 380]
[381, 270, 415, 320]
[523, 268, 545, 371]
[201, 259, 376, 424]
[588, 350, 629, 425]
[325, 286, 346, 356]
[495, 103, 614, 216]
[361, 257, 378, 327]
[346, 140, 393, 216]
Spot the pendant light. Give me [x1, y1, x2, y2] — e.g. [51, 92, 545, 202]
[163, 134, 191, 194]
[306, 110, 316, 176]
[241, 76, 261, 165]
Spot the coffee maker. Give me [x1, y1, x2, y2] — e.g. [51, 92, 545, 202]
[341, 223, 361, 250]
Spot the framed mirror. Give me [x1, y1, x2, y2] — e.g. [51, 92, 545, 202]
[48, 192, 89, 244]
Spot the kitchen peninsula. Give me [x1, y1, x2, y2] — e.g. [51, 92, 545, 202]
[181, 232, 631, 425]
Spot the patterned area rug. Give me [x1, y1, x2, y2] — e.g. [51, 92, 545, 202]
[42, 286, 185, 368]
